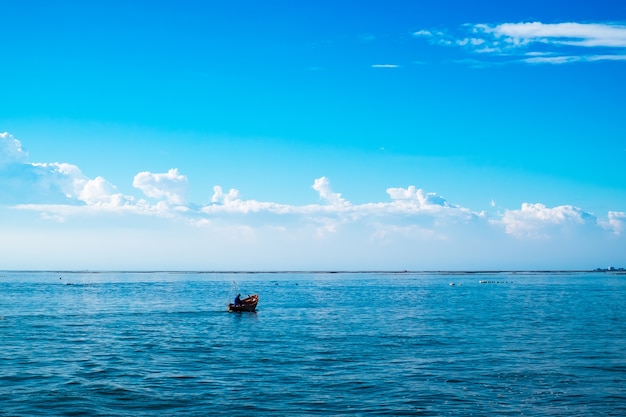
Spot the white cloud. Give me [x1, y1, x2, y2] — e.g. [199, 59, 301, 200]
[206, 185, 295, 215]
[211, 185, 241, 204]
[387, 185, 449, 207]
[522, 55, 583, 65]
[381, 186, 479, 224]
[599, 211, 626, 235]
[0, 133, 137, 211]
[20, 166, 619, 246]
[28, 162, 134, 208]
[371, 64, 400, 68]
[133, 168, 188, 205]
[5, 150, 620, 247]
[0, 161, 95, 205]
[3, 131, 623, 261]
[31, 162, 87, 199]
[413, 30, 433, 37]
[0, 132, 28, 166]
[79, 176, 135, 207]
[490, 22, 626, 48]
[499, 202, 596, 238]
[313, 176, 347, 206]
[414, 21, 626, 64]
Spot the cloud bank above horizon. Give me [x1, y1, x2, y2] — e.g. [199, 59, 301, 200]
[2, 132, 623, 244]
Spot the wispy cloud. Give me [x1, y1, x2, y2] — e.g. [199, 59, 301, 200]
[486, 22, 626, 48]
[413, 21, 626, 64]
[371, 64, 400, 68]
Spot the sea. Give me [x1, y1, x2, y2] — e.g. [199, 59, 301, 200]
[1, 271, 625, 416]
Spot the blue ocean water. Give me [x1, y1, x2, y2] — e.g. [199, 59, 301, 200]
[1, 271, 625, 416]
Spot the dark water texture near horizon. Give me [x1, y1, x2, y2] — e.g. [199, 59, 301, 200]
[1, 271, 625, 416]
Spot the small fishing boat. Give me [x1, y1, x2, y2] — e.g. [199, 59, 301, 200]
[228, 294, 259, 312]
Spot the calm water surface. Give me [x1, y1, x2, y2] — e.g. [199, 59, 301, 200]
[1, 271, 625, 416]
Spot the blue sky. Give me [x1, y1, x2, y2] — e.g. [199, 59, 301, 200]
[1, 0, 625, 270]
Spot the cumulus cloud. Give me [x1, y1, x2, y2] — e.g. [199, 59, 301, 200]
[499, 202, 596, 238]
[3, 131, 623, 249]
[211, 185, 241, 205]
[133, 168, 188, 205]
[600, 211, 626, 235]
[79, 176, 136, 207]
[14, 162, 620, 244]
[205, 185, 295, 216]
[0, 132, 135, 212]
[413, 21, 626, 64]
[387, 185, 450, 207]
[28, 162, 134, 208]
[4, 132, 625, 270]
[380, 186, 480, 225]
[144, 177, 476, 240]
[313, 176, 347, 206]
[30, 162, 87, 200]
[0, 132, 28, 166]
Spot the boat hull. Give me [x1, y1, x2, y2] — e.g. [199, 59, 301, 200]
[228, 294, 258, 312]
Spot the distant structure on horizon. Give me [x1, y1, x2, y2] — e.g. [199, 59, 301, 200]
[595, 266, 625, 272]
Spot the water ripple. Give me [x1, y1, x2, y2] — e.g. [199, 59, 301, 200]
[1, 272, 625, 415]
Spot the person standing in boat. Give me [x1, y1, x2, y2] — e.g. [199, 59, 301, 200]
[234, 294, 242, 306]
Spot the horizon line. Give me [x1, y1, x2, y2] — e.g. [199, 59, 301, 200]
[1, 269, 623, 274]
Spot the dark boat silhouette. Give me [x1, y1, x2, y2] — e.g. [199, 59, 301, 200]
[228, 294, 258, 312]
